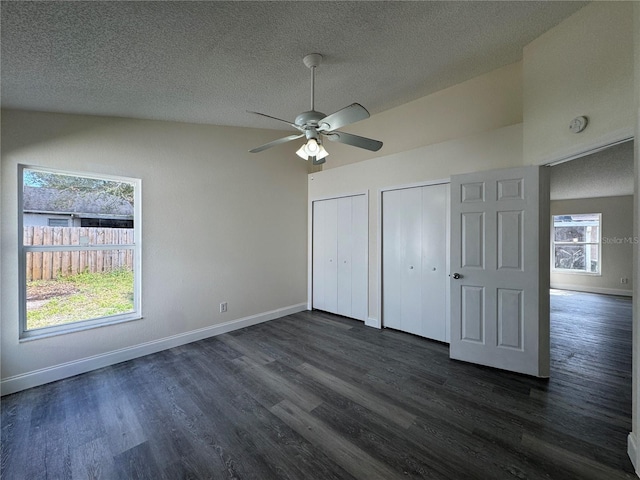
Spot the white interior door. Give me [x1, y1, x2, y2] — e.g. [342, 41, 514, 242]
[449, 166, 550, 377]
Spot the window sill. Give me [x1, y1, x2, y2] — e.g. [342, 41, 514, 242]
[19, 313, 143, 342]
[551, 270, 601, 277]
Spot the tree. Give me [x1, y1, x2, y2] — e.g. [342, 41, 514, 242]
[25, 170, 134, 207]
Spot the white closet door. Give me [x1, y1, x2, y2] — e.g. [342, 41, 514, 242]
[313, 199, 338, 314]
[400, 187, 423, 336]
[383, 184, 450, 341]
[420, 184, 449, 342]
[337, 197, 353, 316]
[383, 187, 422, 334]
[313, 195, 367, 321]
[382, 190, 404, 330]
[350, 195, 368, 321]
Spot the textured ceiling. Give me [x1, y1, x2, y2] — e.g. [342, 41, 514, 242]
[1, 1, 587, 129]
[550, 141, 634, 201]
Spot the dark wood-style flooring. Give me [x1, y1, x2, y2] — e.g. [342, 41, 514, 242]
[1, 290, 635, 479]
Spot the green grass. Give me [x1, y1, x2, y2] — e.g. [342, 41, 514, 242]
[27, 269, 134, 330]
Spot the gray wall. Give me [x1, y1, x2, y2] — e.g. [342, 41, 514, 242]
[550, 195, 633, 296]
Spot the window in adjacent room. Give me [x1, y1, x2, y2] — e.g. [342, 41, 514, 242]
[552, 213, 601, 274]
[19, 166, 141, 339]
[47, 218, 69, 227]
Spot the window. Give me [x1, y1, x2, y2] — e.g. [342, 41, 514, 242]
[48, 218, 69, 227]
[552, 213, 601, 274]
[80, 217, 134, 228]
[20, 166, 141, 339]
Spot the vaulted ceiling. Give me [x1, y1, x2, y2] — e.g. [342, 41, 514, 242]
[2, 1, 587, 130]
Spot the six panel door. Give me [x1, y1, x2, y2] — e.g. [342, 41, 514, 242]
[449, 166, 550, 377]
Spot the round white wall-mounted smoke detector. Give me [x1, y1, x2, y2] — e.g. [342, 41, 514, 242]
[569, 116, 588, 134]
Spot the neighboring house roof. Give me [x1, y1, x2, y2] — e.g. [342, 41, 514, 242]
[23, 186, 133, 218]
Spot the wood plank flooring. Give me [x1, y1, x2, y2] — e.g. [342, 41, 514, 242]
[1, 290, 635, 479]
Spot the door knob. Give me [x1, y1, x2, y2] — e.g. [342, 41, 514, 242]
[452, 272, 462, 279]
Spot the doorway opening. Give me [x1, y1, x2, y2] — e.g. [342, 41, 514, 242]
[548, 139, 634, 469]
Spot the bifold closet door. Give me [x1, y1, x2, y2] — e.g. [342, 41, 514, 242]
[382, 187, 422, 333]
[313, 195, 367, 321]
[312, 199, 338, 314]
[382, 184, 449, 341]
[420, 184, 449, 341]
[338, 195, 367, 320]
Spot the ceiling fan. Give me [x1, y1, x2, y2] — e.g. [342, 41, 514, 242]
[248, 53, 383, 165]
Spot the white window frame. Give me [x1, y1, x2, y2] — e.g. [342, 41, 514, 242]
[18, 165, 142, 340]
[552, 213, 601, 276]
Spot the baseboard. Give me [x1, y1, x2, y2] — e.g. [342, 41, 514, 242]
[550, 283, 633, 297]
[0, 303, 307, 396]
[628, 433, 639, 476]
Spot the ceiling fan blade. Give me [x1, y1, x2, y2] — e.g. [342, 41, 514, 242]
[317, 103, 370, 132]
[247, 111, 300, 129]
[325, 131, 383, 152]
[249, 134, 304, 153]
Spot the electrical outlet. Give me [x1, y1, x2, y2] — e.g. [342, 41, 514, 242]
[220, 302, 228, 313]
[621, 278, 629, 285]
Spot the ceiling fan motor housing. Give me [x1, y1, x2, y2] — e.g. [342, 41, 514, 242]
[295, 110, 327, 130]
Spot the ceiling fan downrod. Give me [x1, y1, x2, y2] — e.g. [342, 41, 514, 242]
[303, 53, 323, 112]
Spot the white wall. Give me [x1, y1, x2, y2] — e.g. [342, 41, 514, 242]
[550, 196, 633, 296]
[1, 109, 308, 393]
[321, 62, 523, 169]
[523, 2, 635, 166]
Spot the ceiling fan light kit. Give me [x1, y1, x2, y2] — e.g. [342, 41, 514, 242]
[249, 53, 383, 163]
[296, 138, 329, 161]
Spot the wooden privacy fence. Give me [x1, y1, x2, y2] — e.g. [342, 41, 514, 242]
[24, 226, 134, 281]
